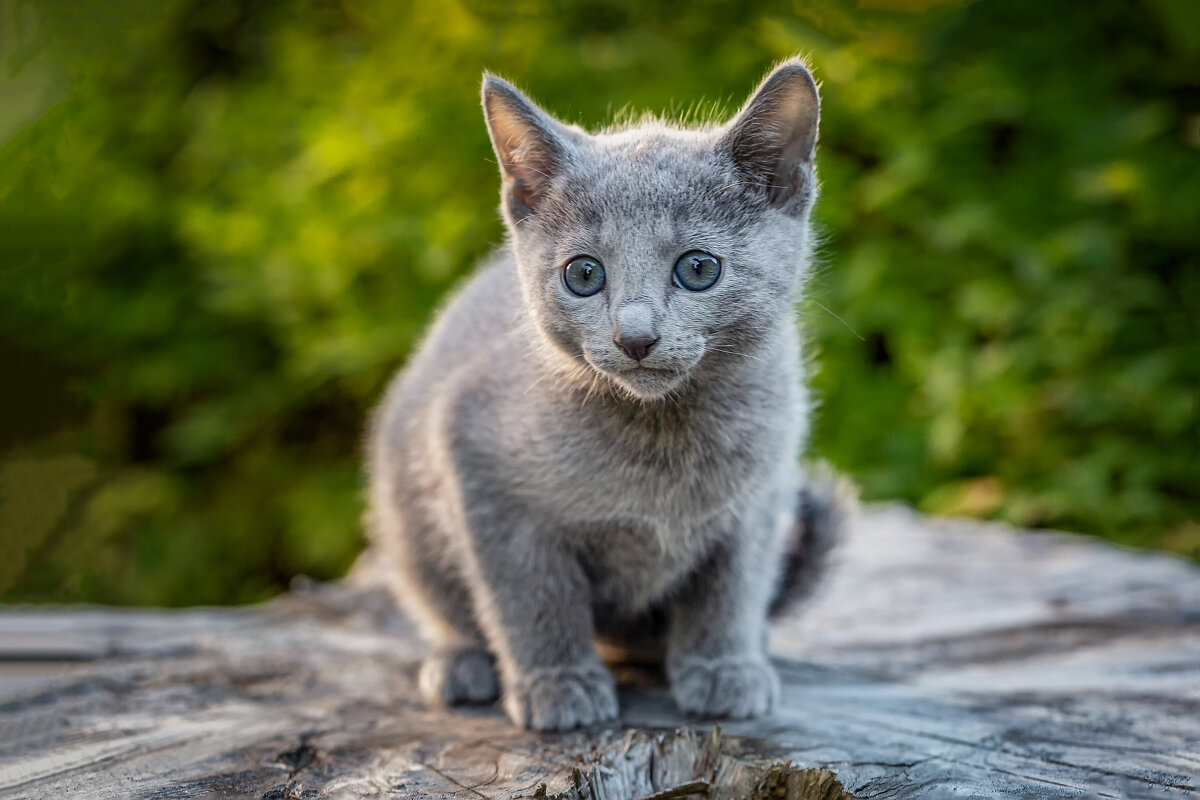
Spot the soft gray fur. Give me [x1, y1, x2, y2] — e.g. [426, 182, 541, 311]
[367, 57, 841, 731]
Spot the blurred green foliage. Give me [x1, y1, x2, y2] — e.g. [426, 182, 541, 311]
[2, 0, 1198, 606]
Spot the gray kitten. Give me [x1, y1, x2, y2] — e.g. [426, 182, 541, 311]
[366, 57, 846, 731]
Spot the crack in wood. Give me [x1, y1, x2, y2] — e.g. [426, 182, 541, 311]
[419, 760, 493, 799]
[274, 739, 318, 776]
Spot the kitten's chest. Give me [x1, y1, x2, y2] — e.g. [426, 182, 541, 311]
[531, 374, 803, 522]
[573, 517, 716, 613]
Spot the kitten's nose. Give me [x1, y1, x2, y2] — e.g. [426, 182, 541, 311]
[614, 334, 659, 362]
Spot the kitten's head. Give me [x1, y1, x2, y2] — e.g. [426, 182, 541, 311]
[482, 58, 820, 400]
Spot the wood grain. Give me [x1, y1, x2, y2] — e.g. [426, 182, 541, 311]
[1, 505, 1197, 798]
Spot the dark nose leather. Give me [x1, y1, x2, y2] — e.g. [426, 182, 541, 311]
[614, 335, 659, 362]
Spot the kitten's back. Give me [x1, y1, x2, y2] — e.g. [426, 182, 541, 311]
[376, 251, 524, 422]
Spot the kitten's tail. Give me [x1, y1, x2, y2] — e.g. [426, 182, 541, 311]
[769, 466, 856, 618]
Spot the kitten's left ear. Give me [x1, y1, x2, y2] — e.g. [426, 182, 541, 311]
[720, 58, 821, 213]
[482, 74, 575, 225]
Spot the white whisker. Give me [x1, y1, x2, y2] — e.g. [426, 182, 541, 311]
[708, 345, 762, 362]
[809, 299, 865, 341]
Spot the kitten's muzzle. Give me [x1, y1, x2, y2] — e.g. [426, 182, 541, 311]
[613, 334, 659, 362]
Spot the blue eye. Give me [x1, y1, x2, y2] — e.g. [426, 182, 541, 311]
[673, 251, 721, 291]
[563, 256, 605, 297]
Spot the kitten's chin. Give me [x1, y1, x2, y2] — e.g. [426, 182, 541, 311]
[604, 366, 688, 401]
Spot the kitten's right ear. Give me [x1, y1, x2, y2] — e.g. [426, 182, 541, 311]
[482, 74, 573, 225]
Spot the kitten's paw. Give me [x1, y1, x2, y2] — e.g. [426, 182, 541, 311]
[504, 662, 619, 731]
[668, 655, 780, 719]
[419, 646, 500, 705]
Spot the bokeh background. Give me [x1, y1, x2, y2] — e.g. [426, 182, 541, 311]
[2, 0, 1198, 606]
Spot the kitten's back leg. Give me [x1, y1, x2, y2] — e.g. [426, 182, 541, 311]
[409, 573, 499, 706]
[368, 484, 500, 706]
[418, 644, 499, 705]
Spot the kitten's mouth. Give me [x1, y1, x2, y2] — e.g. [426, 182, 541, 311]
[578, 345, 699, 400]
[605, 360, 685, 380]
[597, 361, 689, 400]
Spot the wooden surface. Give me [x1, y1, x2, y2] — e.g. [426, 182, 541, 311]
[1, 505, 1198, 799]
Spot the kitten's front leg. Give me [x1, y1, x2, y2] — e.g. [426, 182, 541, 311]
[462, 505, 618, 731]
[666, 514, 783, 719]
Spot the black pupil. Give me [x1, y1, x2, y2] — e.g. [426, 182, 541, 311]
[581, 263, 592, 280]
[691, 257, 706, 275]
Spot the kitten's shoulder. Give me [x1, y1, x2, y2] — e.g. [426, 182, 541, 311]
[410, 249, 522, 365]
[372, 249, 524, 431]
[441, 248, 523, 339]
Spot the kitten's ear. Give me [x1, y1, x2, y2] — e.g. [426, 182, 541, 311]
[482, 74, 573, 224]
[719, 58, 820, 212]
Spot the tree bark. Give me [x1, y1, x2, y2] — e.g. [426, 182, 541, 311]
[1, 505, 1197, 798]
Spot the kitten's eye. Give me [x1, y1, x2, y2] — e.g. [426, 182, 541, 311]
[673, 251, 722, 292]
[563, 256, 606, 297]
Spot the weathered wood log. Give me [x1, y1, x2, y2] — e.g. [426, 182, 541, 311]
[1, 505, 1198, 798]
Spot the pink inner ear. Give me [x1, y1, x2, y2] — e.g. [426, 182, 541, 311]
[483, 84, 565, 219]
[488, 100, 536, 164]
